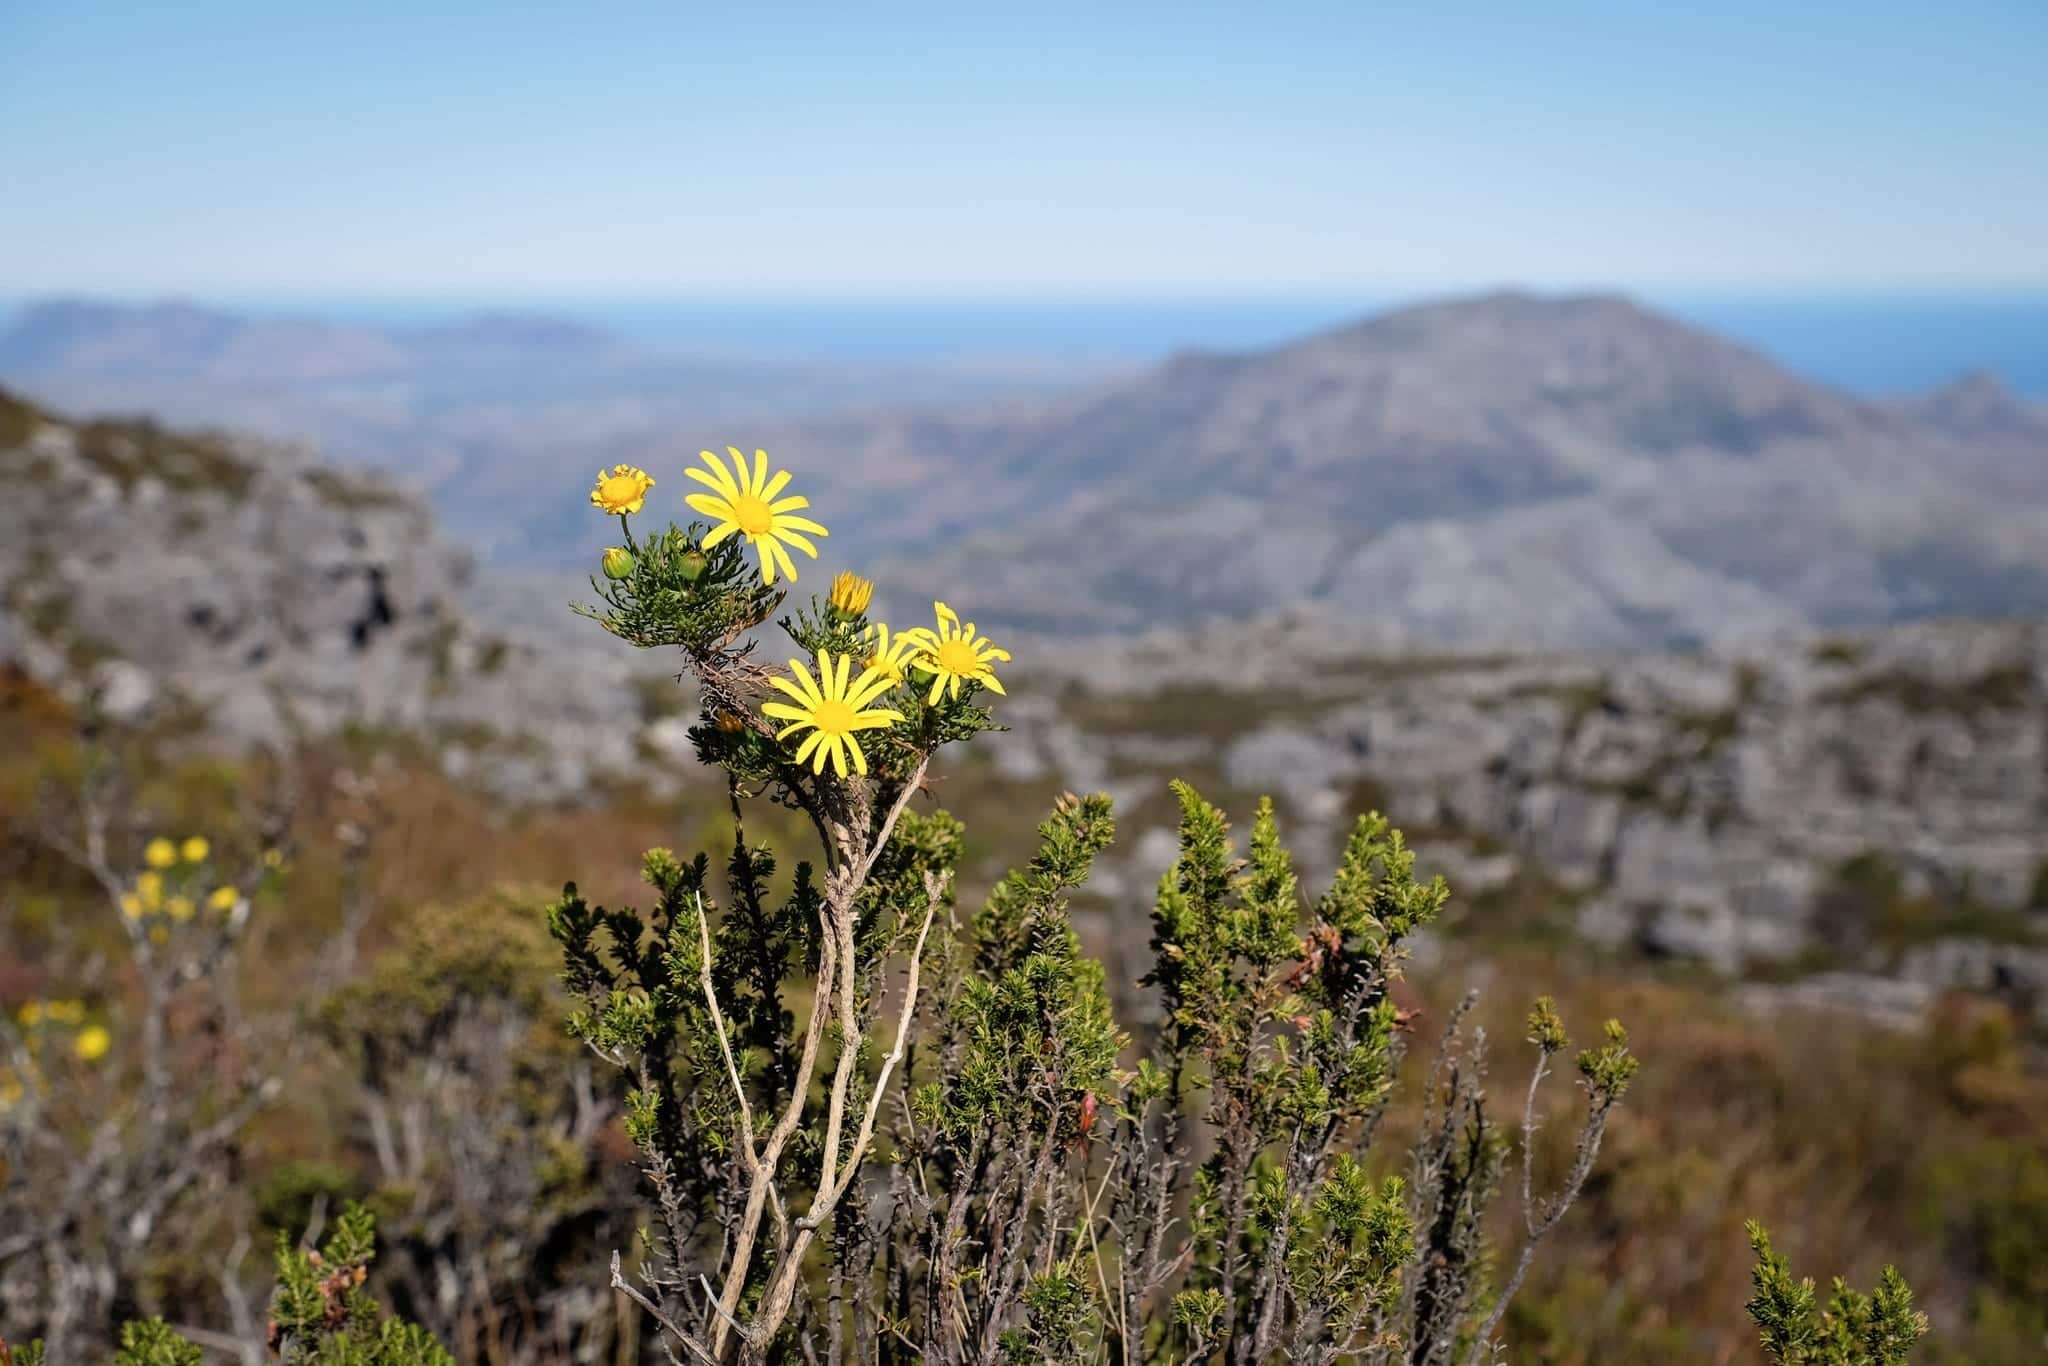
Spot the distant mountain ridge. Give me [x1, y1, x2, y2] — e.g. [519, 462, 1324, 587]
[775, 291, 2048, 646]
[4, 290, 2045, 649]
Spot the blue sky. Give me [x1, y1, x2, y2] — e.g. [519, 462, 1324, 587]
[2, 1, 2045, 295]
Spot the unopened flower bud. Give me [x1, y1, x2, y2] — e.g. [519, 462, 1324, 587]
[601, 546, 635, 580]
[678, 548, 710, 583]
[715, 709, 747, 734]
[829, 571, 875, 616]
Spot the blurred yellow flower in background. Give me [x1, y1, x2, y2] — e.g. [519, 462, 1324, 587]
[763, 649, 904, 778]
[590, 464, 655, 516]
[120, 894, 144, 918]
[73, 1025, 111, 1062]
[685, 447, 828, 585]
[166, 896, 196, 922]
[136, 872, 164, 910]
[144, 838, 178, 869]
[181, 836, 210, 863]
[16, 1001, 42, 1028]
[208, 886, 241, 912]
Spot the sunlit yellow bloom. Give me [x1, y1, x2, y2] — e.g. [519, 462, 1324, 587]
[860, 623, 925, 687]
[911, 602, 1011, 705]
[684, 447, 828, 585]
[73, 1025, 111, 1063]
[761, 649, 904, 778]
[120, 895, 145, 919]
[829, 571, 875, 616]
[590, 464, 656, 516]
[207, 886, 241, 912]
[181, 836, 210, 863]
[166, 896, 196, 922]
[136, 872, 164, 911]
[16, 1001, 42, 1028]
[144, 838, 178, 869]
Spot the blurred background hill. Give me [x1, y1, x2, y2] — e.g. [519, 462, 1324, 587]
[2, 0, 2045, 1359]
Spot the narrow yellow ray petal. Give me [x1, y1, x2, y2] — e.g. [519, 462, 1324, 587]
[767, 495, 810, 513]
[702, 522, 739, 548]
[685, 465, 741, 500]
[848, 735, 869, 776]
[760, 469, 792, 501]
[775, 721, 813, 741]
[795, 731, 825, 764]
[686, 493, 735, 519]
[772, 529, 819, 558]
[701, 449, 744, 500]
[762, 701, 812, 721]
[752, 448, 769, 496]
[774, 515, 828, 538]
[770, 539, 800, 583]
[724, 447, 753, 496]
[979, 674, 1008, 695]
[788, 657, 822, 702]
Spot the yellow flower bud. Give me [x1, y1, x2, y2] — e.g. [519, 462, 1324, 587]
[714, 709, 748, 735]
[180, 836, 210, 863]
[143, 838, 178, 869]
[678, 547, 710, 583]
[829, 571, 875, 616]
[601, 546, 635, 580]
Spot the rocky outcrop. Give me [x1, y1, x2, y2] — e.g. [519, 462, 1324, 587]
[990, 619, 2048, 976]
[0, 389, 651, 799]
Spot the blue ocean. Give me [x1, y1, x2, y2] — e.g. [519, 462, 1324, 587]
[4, 291, 2044, 399]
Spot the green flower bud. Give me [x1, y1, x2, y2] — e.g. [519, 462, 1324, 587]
[601, 546, 635, 580]
[678, 547, 710, 583]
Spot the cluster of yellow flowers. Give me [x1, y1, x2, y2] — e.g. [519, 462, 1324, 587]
[589, 448, 1012, 779]
[13, 999, 110, 1063]
[769, 588, 1011, 778]
[122, 835, 242, 929]
[591, 448, 829, 588]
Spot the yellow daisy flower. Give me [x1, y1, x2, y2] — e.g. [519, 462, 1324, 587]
[180, 836, 210, 863]
[860, 622, 926, 687]
[166, 895, 196, 922]
[911, 601, 1011, 704]
[136, 872, 164, 911]
[74, 1025, 111, 1063]
[761, 649, 904, 779]
[143, 838, 178, 869]
[829, 571, 875, 616]
[590, 464, 656, 516]
[683, 447, 828, 585]
[207, 886, 241, 912]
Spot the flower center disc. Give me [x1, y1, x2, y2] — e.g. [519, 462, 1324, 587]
[935, 639, 981, 675]
[732, 494, 774, 536]
[812, 698, 857, 735]
[598, 475, 641, 506]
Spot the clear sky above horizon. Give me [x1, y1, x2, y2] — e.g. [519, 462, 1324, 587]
[3, 1, 2044, 296]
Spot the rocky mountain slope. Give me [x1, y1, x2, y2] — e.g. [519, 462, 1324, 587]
[783, 292, 2048, 644]
[0, 388, 653, 798]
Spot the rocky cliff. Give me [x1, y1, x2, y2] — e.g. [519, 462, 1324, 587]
[0, 388, 646, 798]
